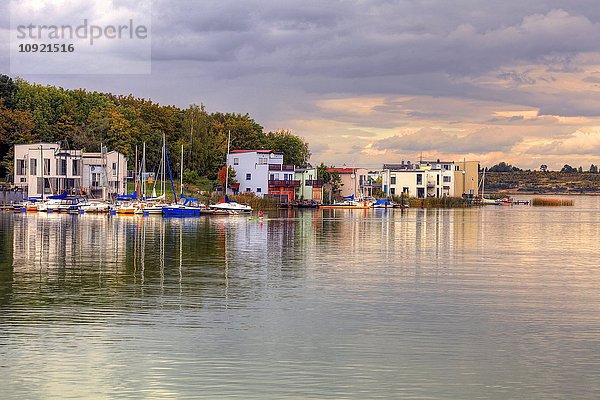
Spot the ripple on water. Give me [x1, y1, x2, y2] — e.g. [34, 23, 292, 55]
[1, 199, 600, 399]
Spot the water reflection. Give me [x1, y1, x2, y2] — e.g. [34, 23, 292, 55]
[1, 199, 600, 399]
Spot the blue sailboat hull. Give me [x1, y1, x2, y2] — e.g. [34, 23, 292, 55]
[162, 206, 201, 217]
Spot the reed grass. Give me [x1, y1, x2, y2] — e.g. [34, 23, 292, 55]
[408, 196, 469, 208]
[531, 197, 574, 206]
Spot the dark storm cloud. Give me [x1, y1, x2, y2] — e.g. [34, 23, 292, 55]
[135, 0, 600, 118]
[151, 1, 600, 78]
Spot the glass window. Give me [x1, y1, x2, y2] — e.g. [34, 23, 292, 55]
[234, 158, 239, 165]
[44, 159, 50, 175]
[246, 187, 251, 192]
[246, 173, 251, 180]
[416, 174, 422, 185]
[256, 187, 261, 193]
[258, 158, 267, 165]
[443, 176, 451, 182]
[112, 162, 117, 176]
[16, 159, 26, 175]
[30, 158, 37, 175]
[390, 188, 395, 195]
[72, 160, 79, 175]
[390, 176, 396, 185]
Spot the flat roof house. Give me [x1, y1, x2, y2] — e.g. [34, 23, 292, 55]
[13, 143, 127, 198]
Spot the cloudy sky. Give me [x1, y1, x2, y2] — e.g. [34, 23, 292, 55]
[3, 0, 600, 170]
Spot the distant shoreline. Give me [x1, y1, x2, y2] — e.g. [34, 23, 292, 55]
[489, 191, 600, 196]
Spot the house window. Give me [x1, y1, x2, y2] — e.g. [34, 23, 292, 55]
[72, 160, 79, 175]
[59, 159, 67, 175]
[390, 188, 395, 195]
[246, 173, 251, 180]
[390, 176, 396, 185]
[270, 174, 275, 180]
[256, 187, 262, 193]
[443, 176, 451, 183]
[30, 158, 37, 175]
[112, 162, 117, 176]
[246, 187, 251, 192]
[437, 175, 440, 185]
[443, 185, 450, 191]
[44, 159, 50, 175]
[258, 158, 267, 165]
[234, 158, 239, 165]
[417, 188, 425, 198]
[416, 174, 422, 185]
[16, 159, 26, 175]
[92, 173, 101, 188]
[403, 187, 409, 194]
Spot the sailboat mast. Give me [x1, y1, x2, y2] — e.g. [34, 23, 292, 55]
[482, 168, 486, 198]
[180, 143, 184, 201]
[142, 142, 146, 198]
[39, 144, 44, 200]
[162, 133, 166, 199]
[135, 145, 138, 196]
[224, 130, 231, 196]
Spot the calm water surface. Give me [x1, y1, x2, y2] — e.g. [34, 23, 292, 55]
[1, 197, 600, 399]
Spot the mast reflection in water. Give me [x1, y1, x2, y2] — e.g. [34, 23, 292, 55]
[1, 200, 600, 399]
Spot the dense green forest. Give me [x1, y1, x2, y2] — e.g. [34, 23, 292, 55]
[0, 74, 310, 186]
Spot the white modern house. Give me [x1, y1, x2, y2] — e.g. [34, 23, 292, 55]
[13, 142, 127, 198]
[227, 150, 302, 202]
[381, 159, 478, 198]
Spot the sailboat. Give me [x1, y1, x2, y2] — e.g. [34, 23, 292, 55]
[479, 169, 512, 205]
[209, 130, 252, 214]
[162, 144, 203, 217]
[136, 139, 168, 214]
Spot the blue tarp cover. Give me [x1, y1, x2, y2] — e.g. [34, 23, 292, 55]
[116, 191, 137, 201]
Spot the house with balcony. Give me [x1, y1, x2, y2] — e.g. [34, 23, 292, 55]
[294, 168, 323, 203]
[227, 150, 300, 202]
[381, 159, 479, 198]
[13, 142, 127, 198]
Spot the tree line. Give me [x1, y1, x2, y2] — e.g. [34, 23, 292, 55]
[485, 162, 600, 173]
[0, 75, 310, 187]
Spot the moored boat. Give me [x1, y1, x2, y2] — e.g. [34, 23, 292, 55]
[162, 197, 203, 217]
[57, 196, 88, 213]
[80, 200, 112, 213]
[320, 194, 371, 209]
[210, 196, 252, 213]
[115, 202, 138, 215]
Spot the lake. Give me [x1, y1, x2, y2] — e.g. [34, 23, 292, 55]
[1, 197, 600, 399]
